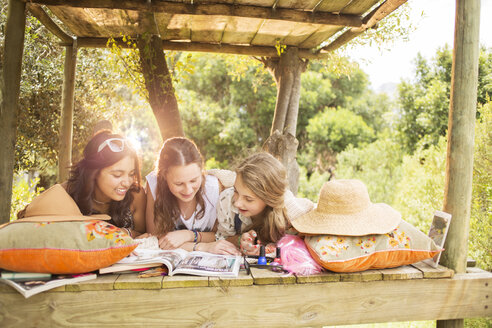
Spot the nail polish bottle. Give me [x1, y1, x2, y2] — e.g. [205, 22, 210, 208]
[258, 245, 267, 265]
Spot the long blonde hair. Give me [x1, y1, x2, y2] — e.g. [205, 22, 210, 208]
[236, 152, 289, 243]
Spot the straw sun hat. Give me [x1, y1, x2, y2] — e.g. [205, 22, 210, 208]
[14, 184, 110, 223]
[291, 179, 401, 236]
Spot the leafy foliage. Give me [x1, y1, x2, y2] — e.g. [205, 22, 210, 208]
[9, 174, 44, 221]
[335, 138, 404, 204]
[469, 100, 492, 270]
[395, 46, 492, 153]
[304, 107, 375, 170]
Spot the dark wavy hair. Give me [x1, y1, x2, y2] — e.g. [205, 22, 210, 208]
[65, 130, 141, 227]
[154, 137, 205, 234]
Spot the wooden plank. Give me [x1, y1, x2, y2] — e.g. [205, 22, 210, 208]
[161, 275, 209, 288]
[360, 269, 384, 282]
[250, 267, 296, 285]
[190, 15, 229, 43]
[251, 19, 293, 46]
[209, 271, 253, 287]
[25, 0, 364, 27]
[296, 271, 340, 284]
[380, 265, 424, 280]
[66, 274, 118, 291]
[157, 13, 191, 41]
[412, 261, 454, 279]
[340, 271, 363, 282]
[49, 6, 104, 37]
[221, 16, 263, 45]
[297, 24, 340, 48]
[114, 272, 163, 290]
[1, 273, 490, 326]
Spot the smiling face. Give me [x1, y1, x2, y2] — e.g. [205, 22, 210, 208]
[94, 155, 136, 202]
[233, 174, 267, 218]
[165, 163, 203, 205]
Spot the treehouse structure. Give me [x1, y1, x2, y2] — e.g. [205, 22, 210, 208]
[0, 0, 490, 327]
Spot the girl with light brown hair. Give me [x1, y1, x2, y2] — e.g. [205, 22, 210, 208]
[145, 137, 239, 254]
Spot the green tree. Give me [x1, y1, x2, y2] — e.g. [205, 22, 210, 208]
[395, 46, 492, 153]
[335, 138, 404, 204]
[303, 107, 375, 171]
[469, 100, 492, 270]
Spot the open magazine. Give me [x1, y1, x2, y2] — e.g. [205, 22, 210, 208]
[0, 272, 97, 298]
[100, 248, 241, 277]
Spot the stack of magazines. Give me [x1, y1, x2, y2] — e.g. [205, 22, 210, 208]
[0, 271, 97, 298]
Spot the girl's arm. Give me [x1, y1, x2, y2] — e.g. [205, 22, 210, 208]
[130, 187, 147, 237]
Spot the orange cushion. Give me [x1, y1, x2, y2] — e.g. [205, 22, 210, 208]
[304, 220, 442, 273]
[0, 220, 137, 274]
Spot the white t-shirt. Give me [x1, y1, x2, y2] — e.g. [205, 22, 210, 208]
[146, 171, 219, 232]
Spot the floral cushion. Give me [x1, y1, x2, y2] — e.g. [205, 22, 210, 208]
[0, 220, 137, 274]
[304, 220, 442, 273]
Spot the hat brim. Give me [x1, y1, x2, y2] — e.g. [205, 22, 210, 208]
[291, 203, 401, 236]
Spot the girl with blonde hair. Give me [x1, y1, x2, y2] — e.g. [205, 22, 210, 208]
[212, 152, 313, 255]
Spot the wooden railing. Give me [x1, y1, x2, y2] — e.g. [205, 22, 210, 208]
[0, 262, 490, 327]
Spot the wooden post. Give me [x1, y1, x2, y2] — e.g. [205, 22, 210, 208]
[0, 0, 26, 224]
[438, 1, 480, 327]
[58, 41, 78, 182]
[262, 48, 307, 193]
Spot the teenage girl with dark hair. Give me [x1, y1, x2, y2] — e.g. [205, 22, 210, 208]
[64, 130, 146, 237]
[145, 137, 238, 254]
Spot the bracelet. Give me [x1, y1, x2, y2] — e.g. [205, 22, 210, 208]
[193, 242, 199, 251]
[192, 230, 198, 243]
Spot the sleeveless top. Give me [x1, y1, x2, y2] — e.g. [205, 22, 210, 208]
[146, 171, 219, 232]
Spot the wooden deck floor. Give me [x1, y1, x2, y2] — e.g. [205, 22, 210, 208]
[0, 262, 491, 327]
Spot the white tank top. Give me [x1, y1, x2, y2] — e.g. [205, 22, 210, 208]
[146, 171, 219, 232]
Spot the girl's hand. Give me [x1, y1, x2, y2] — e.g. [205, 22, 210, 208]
[240, 230, 259, 255]
[199, 240, 241, 255]
[158, 230, 193, 250]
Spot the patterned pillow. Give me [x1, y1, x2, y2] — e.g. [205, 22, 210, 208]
[304, 220, 442, 273]
[0, 220, 137, 274]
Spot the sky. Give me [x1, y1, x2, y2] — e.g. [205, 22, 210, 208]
[348, 0, 492, 90]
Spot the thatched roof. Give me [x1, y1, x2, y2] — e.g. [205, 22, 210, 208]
[26, 0, 407, 59]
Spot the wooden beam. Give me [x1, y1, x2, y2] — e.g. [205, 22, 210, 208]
[0, 0, 27, 224]
[22, 0, 363, 27]
[58, 42, 78, 182]
[68, 37, 327, 60]
[27, 3, 73, 43]
[320, 0, 408, 52]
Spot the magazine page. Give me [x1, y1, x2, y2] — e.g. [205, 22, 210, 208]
[0, 273, 96, 298]
[424, 210, 452, 268]
[116, 248, 189, 273]
[172, 251, 241, 277]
